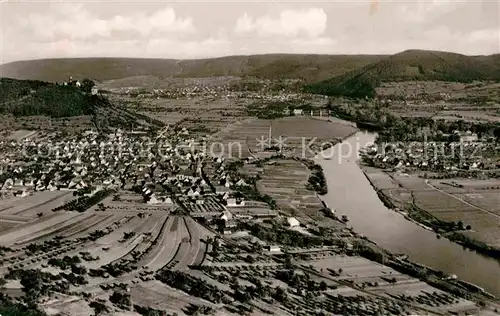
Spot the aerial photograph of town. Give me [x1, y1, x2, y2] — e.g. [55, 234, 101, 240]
[0, 1, 499, 315]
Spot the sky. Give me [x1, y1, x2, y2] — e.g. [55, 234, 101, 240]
[0, 0, 499, 63]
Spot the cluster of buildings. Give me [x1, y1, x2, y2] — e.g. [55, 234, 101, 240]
[0, 128, 279, 229]
[0, 129, 192, 196]
[116, 85, 233, 100]
[113, 79, 311, 103]
[363, 131, 500, 172]
[62, 76, 82, 88]
[126, 89, 308, 103]
[60, 76, 98, 95]
[0, 123, 306, 247]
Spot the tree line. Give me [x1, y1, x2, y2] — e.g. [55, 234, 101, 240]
[0, 78, 109, 118]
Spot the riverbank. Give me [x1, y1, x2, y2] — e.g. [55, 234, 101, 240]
[315, 131, 500, 298]
[359, 168, 438, 232]
[297, 124, 360, 196]
[246, 128, 500, 305]
[314, 128, 360, 154]
[316, 194, 498, 304]
[360, 165, 500, 261]
[353, 238, 498, 303]
[326, 111, 385, 131]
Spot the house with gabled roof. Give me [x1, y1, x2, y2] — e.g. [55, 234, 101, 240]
[185, 188, 195, 197]
[147, 195, 160, 205]
[235, 179, 248, 187]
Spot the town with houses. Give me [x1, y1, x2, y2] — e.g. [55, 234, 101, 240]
[0, 53, 500, 316]
[363, 130, 500, 174]
[2, 0, 500, 313]
[0, 109, 498, 316]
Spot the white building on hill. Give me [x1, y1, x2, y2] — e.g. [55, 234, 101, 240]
[287, 217, 300, 227]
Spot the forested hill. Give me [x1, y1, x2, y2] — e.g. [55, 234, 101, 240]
[2, 50, 499, 100]
[304, 50, 500, 98]
[0, 78, 108, 118]
[0, 55, 386, 83]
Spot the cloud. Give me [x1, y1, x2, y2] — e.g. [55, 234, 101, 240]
[16, 4, 195, 42]
[466, 28, 499, 43]
[2, 37, 233, 62]
[397, 1, 462, 24]
[235, 8, 327, 38]
[334, 25, 499, 56]
[1, 1, 498, 63]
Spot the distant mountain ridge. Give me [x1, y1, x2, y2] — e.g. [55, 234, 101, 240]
[0, 54, 386, 83]
[1, 50, 499, 98]
[304, 50, 500, 98]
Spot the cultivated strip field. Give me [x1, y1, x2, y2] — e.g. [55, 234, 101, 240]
[209, 116, 357, 158]
[143, 216, 180, 270]
[370, 172, 500, 249]
[129, 281, 219, 314]
[0, 212, 81, 246]
[13, 213, 98, 245]
[257, 159, 323, 220]
[6, 129, 37, 140]
[66, 214, 126, 239]
[0, 191, 75, 217]
[298, 253, 477, 315]
[111, 214, 168, 266]
[0, 191, 79, 233]
[0, 202, 220, 314]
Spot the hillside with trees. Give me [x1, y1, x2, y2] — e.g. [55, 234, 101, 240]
[0, 54, 385, 83]
[0, 78, 108, 118]
[2, 50, 500, 99]
[305, 50, 500, 98]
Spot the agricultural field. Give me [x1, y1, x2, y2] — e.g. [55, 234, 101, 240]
[137, 111, 186, 126]
[188, 246, 480, 316]
[0, 191, 75, 218]
[362, 166, 400, 190]
[128, 281, 219, 315]
[256, 159, 324, 220]
[0, 194, 216, 315]
[431, 110, 500, 123]
[2, 196, 469, 316]
[0, 189, 490, 315]
[110, 94, 251, 137]
[6, 129, 38, 140]
[361, 167, 415, 207]
[209, 116, 357, 159]
[94, 195, 178, 214]
[0, 191, 78, 233]
[297, 252, 478, 315]
[390, 104, 500, 123]
[376, 81, 470, 97]
[373, 80, 500, 124]
[386, 174, 500, 248]
[0, 115, 96, 133]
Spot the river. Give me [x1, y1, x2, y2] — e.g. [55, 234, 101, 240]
[315, 131, 500, 297]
